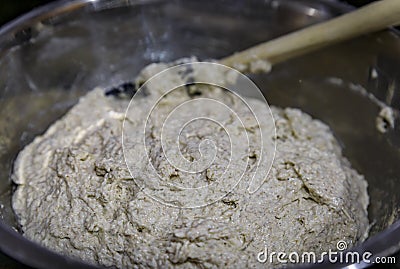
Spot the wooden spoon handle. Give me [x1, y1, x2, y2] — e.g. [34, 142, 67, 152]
[220, 0, 400, 70]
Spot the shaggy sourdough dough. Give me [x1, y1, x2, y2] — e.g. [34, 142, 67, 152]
[12, 60, 369, 268]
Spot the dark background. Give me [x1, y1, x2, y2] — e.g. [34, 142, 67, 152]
[0, 0, 396, 269]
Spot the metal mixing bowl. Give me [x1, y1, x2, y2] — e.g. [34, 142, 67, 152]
[0, 0, 399, 268]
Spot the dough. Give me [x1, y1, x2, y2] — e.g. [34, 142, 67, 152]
[12, 60, 369, 268]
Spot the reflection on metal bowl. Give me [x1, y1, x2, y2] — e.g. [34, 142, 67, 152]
[0, 0, 399, 268]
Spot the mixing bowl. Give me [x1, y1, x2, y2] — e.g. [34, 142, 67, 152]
[0, 0, 399, 268]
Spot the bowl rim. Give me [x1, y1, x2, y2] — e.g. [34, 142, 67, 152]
[0, 0, 399, 268]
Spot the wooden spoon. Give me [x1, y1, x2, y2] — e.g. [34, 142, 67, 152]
[220, 0, 400, 72]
